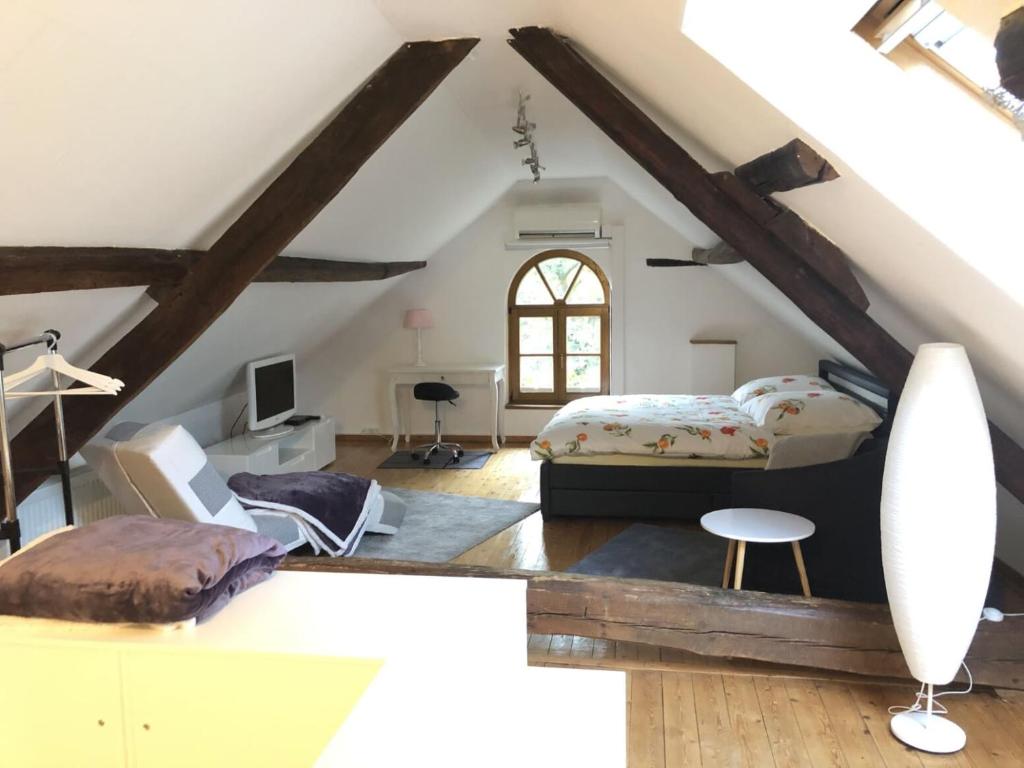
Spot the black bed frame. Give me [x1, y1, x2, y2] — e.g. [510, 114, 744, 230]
[539, 360, 893, 520]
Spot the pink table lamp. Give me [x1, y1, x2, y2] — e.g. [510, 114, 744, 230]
[403, 309, 433, 366]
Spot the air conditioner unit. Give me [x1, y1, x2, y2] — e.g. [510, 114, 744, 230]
[507, 204, 611, 249]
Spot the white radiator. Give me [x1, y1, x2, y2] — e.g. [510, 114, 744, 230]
[15, 468, 125, 546]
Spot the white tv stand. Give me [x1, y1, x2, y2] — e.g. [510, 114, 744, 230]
[205, 416, 336, 479]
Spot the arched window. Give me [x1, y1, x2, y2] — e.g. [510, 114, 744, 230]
[508, 250, 610, 405]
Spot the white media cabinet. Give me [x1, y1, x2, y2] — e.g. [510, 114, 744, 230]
[205, 416, 336, 478]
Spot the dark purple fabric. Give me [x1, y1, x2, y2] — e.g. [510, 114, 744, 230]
[228, 471, 371, 543]
[0, 516, 285, 624]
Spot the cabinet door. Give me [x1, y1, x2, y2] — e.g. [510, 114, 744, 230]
[0, 643, 125, 768]
[121, 648, 381, 767]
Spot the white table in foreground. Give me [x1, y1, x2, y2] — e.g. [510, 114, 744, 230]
[700, 507, 815, 597]
[387, 364, 506, 451]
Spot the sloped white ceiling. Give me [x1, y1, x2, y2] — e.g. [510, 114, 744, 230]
[1, 0, 1020, 463]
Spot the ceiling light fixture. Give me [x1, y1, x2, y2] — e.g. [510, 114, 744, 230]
[513, 93, 544, 182]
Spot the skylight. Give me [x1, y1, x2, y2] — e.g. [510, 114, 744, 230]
[877, 2, 1024, 132]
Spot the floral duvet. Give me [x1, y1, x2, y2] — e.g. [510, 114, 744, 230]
[530, 394, 776, 461]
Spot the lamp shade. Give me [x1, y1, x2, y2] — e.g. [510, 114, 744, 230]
[881, 343, 996, 686]
[403, 309, 433, 330]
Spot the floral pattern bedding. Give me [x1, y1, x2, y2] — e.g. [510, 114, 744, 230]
[530, 395, 777, 461]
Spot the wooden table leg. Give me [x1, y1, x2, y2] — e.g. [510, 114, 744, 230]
[733, 540, 746, 590]
[722, 539, 736, 589]
[792, 541, 811, 597]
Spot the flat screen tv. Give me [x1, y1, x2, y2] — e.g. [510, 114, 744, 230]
[246, 354, 296, 438]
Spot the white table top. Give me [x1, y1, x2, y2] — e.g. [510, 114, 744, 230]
[388, 363, 505, 374]
[701, 508, 815, 543]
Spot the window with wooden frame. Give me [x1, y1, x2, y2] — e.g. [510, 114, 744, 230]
[508, 250, 610, 405]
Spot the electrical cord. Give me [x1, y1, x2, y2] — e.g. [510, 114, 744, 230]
[229, 403, 248, 439]
[887, 606, 1024, 716]
[888, 662, 973, 716]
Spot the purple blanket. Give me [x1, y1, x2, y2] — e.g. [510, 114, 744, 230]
[228, 471, 371, 552]
[0, 516, 285, 624]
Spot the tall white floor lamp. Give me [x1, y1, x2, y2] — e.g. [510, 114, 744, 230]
[881, 343, 996, 753]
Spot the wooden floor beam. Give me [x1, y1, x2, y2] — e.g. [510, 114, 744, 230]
[507, 26, 1024, 506]
[7, 38, 477, 503]
[281, 557, 1024, 689]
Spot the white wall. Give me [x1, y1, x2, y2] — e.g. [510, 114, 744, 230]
[304, 178, 827, 439]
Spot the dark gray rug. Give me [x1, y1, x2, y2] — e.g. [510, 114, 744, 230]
[566, 523, 728, 586]
[354, 488, 538, 562]
[377, 450, 492, 470]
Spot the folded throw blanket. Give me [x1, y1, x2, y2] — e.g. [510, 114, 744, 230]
[228, 471, 374, 557]
[0, 516, 285, 624]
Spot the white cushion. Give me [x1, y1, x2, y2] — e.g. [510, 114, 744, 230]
[742, 390, 882, 436]
[80, 421, 162, 518]
[114, 425, 257, 532]
[731, 374, 833, 405]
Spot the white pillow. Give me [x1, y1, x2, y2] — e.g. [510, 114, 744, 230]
[115, 425, 257, 532]
[742, 390, 882, 436]
[731, 375, 833, 405]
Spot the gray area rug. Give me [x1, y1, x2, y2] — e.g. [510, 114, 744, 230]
[377, 450, 492, 470]
[567, 523, 728, 586]
[354, 488, 538, 562]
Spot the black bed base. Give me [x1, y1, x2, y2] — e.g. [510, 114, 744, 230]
[539, 461, 736, 521]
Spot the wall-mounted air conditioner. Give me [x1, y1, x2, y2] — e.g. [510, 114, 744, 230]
[506, 203, 611, 250]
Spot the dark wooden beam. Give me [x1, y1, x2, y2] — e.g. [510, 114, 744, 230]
[711, 175, 869, 310]
[996, 7, 1024, 100]
[281, 557, 1024, 689]
[0, 247, 201, 295]
[507, 26, 1024, 505]
[645, 258, 706, 268]
[690, 243, 744, 265]
[734, 138, 839, 195]
[0, 248, 425, 295]
[8, 38, 478, 503]
[255, 257, 426, 283]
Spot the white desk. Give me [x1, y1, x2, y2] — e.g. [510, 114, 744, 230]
[388, 364, 506, 451]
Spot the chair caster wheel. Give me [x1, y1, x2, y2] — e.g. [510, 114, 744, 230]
[410, 452, 420, 460]
[423, 458, 431, 465]
[456, 449, 465, 457]
[452, 456, 460, 464]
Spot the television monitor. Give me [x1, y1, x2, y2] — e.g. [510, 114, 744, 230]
[246, 354, 296, 437]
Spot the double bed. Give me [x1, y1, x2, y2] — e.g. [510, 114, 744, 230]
[533, 360, 892, 520]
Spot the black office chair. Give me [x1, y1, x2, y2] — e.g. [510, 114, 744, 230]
[410, 382, 465, 465]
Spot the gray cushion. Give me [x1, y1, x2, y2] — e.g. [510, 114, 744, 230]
[252, 514, 305, 550]
[188, 461, 235, 517]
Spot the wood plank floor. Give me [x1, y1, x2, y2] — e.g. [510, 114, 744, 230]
[330, 440, 1024, 767]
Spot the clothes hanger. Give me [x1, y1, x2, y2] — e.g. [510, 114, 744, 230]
[4, 354, 124, 397]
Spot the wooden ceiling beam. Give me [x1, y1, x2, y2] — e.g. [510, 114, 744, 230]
[734, 138, 839, 195]
[0, 247, 425, 295]
[8, 37, 477, 503]
[254, 257, 426, 283]
[996, 7, 1024, 100]
[507, 26, 1024, 506]
[0, 247, 200, 295]
[282, 557, 1024, 689]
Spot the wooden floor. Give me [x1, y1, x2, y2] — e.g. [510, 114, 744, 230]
[330, 440, 1024, 767]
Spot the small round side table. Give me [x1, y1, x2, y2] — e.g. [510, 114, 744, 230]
[700, 508, 815, 597]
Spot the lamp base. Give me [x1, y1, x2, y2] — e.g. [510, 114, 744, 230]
[890, 712, 966, 753]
